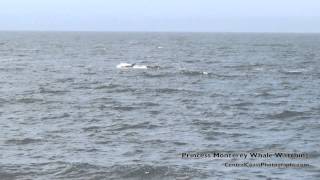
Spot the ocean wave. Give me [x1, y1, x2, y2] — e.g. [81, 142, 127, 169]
[94, 83, 120, 90]
[112, 105, 140, 111]
[180, 70, 209, 76]
[267, 110, 306, 119]
[253, 43, 292, 47]
[5, 138, 43, 145]
[111, 122, 159, 131]
[142, 72, 172, 78]
[82, 126, 102, 132]
[280, 69, 307, 75]
[106, 87, 139, 93]
[55, 78, 75, 83]
[39, 88, 70, 95]
[36, 162, 206, 180]
[16, 97, 43, 104]
[1, 32, 320, 180]
[153, 88, 201, 95]
[231, 102, 254, 107]
[41, 113, 70, 120]
[133, 102, 160, 107]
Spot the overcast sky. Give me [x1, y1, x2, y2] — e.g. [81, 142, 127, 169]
[0, 0, 319, 32]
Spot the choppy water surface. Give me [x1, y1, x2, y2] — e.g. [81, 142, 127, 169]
[0, 32, 320, 179]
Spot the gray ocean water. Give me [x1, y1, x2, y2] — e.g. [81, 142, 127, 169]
[0, 32, 319, 180]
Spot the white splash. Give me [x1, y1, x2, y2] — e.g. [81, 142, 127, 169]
[116, 63, 148, 69]
[132, 65, 147, 69]
[116, 63, 133, 69]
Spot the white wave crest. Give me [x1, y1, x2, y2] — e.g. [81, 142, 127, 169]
[116, 63, 148, 69]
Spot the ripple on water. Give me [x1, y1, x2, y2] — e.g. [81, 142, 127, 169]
[111, 122, 159, 131]
[16, 97, 43, 104]
[1, 32, 320, 180]
[180, 69, 210, 76]
[142, 71, 172, 78]
[112, 105, 140, 111]
[267, 110, 306, 119]
[94, 83, 120, 90]
[52, 163, 208, 180]
[5, 138, 43, 145]
[39, 87, 70, 95]
[41, 113, 70, 120]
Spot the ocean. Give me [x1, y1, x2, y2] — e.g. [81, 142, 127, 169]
[0, 32, 319, 179]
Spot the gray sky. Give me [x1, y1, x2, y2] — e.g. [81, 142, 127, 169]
[1, 0, 319, 32]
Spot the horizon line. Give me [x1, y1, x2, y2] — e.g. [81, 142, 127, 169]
[1, 30, 320, 34]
